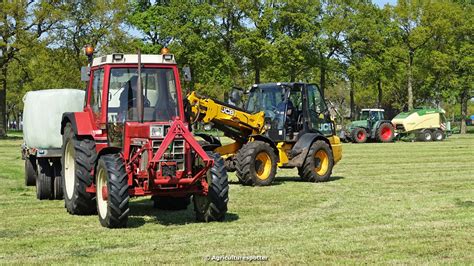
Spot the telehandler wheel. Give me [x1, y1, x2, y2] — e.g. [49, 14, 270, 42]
[53, 160, 63, 200]
[376, 123, 395, 142]
[62, 123, 97, 215]
[36, 158, 53, 200]
[235, 141, 277, 186]
[194, 152, 228, 222]
[25, 156, 37, 186]
[96, 154, 129, 228]
[299, 140, 334, 182]
[152, 196, 191, 210]
[432, 129, 444, 141]
[351, 128, 368, 143]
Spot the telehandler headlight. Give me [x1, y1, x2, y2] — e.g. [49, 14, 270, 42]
[150, 125, 165, 138]
[264, 122, 272, 130]
[203, 123, 213, 131]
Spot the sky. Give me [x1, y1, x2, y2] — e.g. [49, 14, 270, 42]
[373, 0, 398, 7]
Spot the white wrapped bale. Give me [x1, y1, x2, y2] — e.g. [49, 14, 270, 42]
[23, 89, 85, 149]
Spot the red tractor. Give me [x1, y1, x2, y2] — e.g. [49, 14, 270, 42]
[60, 47, 228, 228]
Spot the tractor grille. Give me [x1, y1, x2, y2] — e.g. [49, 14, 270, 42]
[152, 139, 185, 171]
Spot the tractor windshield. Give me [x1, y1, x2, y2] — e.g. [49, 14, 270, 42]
[107, 68, 178, 123]
[360, 111, 369, 120]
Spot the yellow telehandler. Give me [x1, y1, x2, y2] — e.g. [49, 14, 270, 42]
[187, 82, 342, 186]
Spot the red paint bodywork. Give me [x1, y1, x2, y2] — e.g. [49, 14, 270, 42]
[72, 61, 212, 198]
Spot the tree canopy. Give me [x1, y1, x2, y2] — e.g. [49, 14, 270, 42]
[1, 0, 472, 136]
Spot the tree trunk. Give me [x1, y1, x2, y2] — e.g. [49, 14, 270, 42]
[407, 50, 414, 110]
[350, 80, 355, 120]
[460, 88, 468, 134]
[254, 63, 260, 84]
[320, 67, 326, 98]
[377, 79, 383, 108]
[0, 65, 7, 137]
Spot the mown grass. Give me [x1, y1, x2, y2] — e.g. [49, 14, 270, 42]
[0, 134, 473, 264]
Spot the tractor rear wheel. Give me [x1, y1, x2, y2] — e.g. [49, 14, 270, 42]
[152, 196, 191, 210]
[25, 156, 37, 186]
[235, 141, 277, 186]
[96, 154, 129, 228]
[351, 128, 368, 143]
[53, 160, 63, 200]
[432, 129, 444, 141]
[194, 151, 228, 222]
[36, 158, 53, 200]
[376, 123, 395, 142]
[298, 140, 334, 182]
[62, 123, 97, 215]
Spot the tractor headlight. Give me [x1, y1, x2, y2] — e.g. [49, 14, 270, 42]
[150, 125, 165, 138]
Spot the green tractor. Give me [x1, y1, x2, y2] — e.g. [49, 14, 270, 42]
[345, 109, 395, 143]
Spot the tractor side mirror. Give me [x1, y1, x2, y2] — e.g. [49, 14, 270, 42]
[182, 66, 192, 82]
[81, 67, 90, 81]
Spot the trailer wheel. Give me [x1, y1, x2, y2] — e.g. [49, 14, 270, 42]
[25, 156, 37, 186]
[351, 128, 368, 143]
[299, 140, 334, 182]
[194, 152, 228, 222]
[62, 123, 96, 215]
[36, 158, 53, 200]
[96, 154, 129, 228]
[53, 160, 63, 200]
[432, 129, 444, 141]
[235, 141, 277, 186]
[376, 123, 394, 142]
[418, 130, 432, 141]
[152, 196, 191, 210]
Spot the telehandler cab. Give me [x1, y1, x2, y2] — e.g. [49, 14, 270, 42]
[60, 47, 228, 228]
[187, 82, 342, 186]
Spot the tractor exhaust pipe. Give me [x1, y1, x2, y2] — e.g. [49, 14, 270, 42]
[136, 49, 144, 123]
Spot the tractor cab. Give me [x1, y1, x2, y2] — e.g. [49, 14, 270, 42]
[245, 83, 335, 142]
[359, 109, 385, 128]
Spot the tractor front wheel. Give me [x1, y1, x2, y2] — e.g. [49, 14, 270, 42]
[193, 152, 228, 222]
[298, 140, 334, 182]
[25, 156, 37, 186]
[62, 123, 97, 215]
[96, 154, 129, 228]
[376, 123, 394, 142]
[351, 128, 368, 143]
[152, 196, 191, 210]
[235, 141, 277, 186]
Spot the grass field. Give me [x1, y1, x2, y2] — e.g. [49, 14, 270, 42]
[0, 134, 473, 264]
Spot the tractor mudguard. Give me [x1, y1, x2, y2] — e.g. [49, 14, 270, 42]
[61, 112, 95, 137]
[287, 132, 328, 167]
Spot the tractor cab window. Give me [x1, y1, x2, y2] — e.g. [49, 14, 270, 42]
[307, 84, 333, 136]
[90, 69, 104, 119]
[360, 110, 369, 120]
[107, 68, 178, 123]
[246, 85, 286, 130]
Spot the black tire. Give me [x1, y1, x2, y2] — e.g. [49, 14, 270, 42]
[194, 152, 228, 222]
[432, 129, 444, 141]
[53, 160, 63, 200]
[351, 128, 368, 143]
[224, 158, 236, 172]
[152, 196, 191, 210]
[298, 140, 334, 182]
[235, 141, 277, 186]
[418, 130, 432, 141]
[25, 156, 37, 186]
[96, 154, 129, 228]
[376, 123, 395, 143]
[62, 123, 97, 215]
[36, 158, 53, 200]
